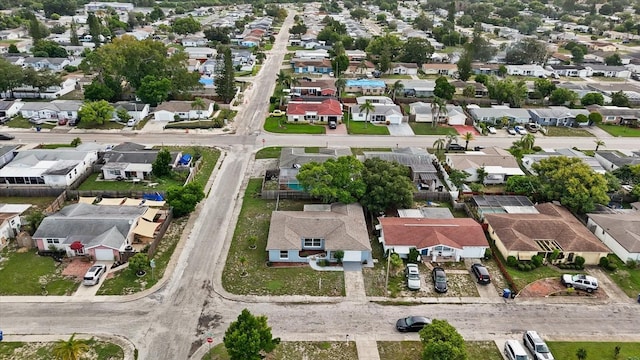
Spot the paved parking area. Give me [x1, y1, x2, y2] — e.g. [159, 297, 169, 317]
[72, 261, 113, 298]
[327, 123, 348, 135]
[387, 123, 415, 136]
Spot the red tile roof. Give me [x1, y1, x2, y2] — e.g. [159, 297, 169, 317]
[287, 99, 343, 116]
[378, 217, 488, 249]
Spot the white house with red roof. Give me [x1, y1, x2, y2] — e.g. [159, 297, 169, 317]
[286, 98, 343, 124]
[377, 217, 489, 261]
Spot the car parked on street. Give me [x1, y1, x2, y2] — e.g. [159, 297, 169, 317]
[405, 263, 421, 290]
[0, 133, 15, 140]
[507, 127, 517, 135]
[471, 263, 491, 284]
[561, 274, 598, 292]
[447, 143, 465, 151]
[395, 316, 431, 332]
[432, 267, 448, 293]
[83, 264, 106, 286]
[523, 331, 555, 360]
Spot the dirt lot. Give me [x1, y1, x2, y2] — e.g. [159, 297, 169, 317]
[396, 265, 480, 298]
[61, 259, 93, 280]
[519, 278, 608, 299]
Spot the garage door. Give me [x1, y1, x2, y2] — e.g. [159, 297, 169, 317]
[94, 248, 115, 261]
[342, 251, 361, 262]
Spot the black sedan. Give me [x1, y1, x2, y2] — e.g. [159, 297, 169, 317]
[396, 316, 431, 332]
[432, 267, 448, 293]
[0, 133, 15, 140]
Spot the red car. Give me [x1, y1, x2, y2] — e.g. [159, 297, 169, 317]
[58, 118, 68, 125]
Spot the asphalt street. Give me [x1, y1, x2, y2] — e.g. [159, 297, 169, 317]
[1, 10, 640, 360]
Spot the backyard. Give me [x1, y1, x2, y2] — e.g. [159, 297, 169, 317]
[255, 146, 319, 160]
[598, 124, 640, 137]
[346, 121, 390, 135]
[0, 339, 124, 360]
[264, 116, 326, 134]
[0, 248, 79, 295]
[221, 179, 345, 296]
[409, 123, 458, 136]
[377, 341, 502, 360]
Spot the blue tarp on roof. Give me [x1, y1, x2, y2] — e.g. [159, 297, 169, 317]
[179, 154, 192, 165]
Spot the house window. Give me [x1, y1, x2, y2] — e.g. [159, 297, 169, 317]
[279, 251, 288, 259]
[46, 239, 59, 244]
[303, 238, 322, 248]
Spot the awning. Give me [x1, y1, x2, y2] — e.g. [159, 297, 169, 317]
[143, 200, 166, 207]
[122, 198, 143, 206]
[78, 197, 96, 204]
[342, 251, 361, 262]
[97, 198, 125, 206]
[142, 207, 159, 222]
[133, 219, 160, 238]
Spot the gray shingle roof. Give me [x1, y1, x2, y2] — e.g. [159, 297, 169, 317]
[587, 213, 640, 253]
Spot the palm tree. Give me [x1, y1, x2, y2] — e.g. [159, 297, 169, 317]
[431, 97, 447, 129]
[430, 99, 438, 129]
[576, 347, 587, 360]
[358, 59, 368, 75]
[521, 133, 536, 151]
[359, 99, 375, 129]
[191, 97, 206, 120]
[433, 138, 445, 155]
[476, 166, 488, 184]
[276, 70, 291, 88]
[445, 133, 458, 148]
[389, 80, 404, 102]
[52, 333, 89, 360]
[463, 132, 474, 150]
[334, 77, 346, 99]
[594, 139, 605, 151]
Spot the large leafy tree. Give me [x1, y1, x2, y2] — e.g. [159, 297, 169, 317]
[296, 156, 366, 204]
[581, 92, 604, 106]
[136, 75, 172, 106]
[224, 309, 280, 360]
[532, 156, 609, 213]
[420, 319, 468, 360]
[215, 46, 237, 104]
[400, 38, 434, 67]
[172, 16, 201, 35]
[610, 91, 629, 107]
[52, 333, 89, 360]
[533, 78, 556, 99]
[78, 100, 114, 127]
[360, 158, 414, 215]
[152, 148, 172, 177]
[32, 40, 68, 58]
[42, 0, 77, 17]
[505, 38, 548, 65]
[0, 57, 24, 98]
[166, 182, 205, 217]
[549, 88, 578, 106]
[456, 50, 472, 81]
[434, 77, 455, 100]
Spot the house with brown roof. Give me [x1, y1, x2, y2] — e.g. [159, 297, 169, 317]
[445, 147, 525, 184]
[291, 79, 336, 97]
[421, 63, 457, 76]
[153, 100, 215, 121]
[377, 217, 489, 261]
[286, 98, 343, 124]
[484, 203, 610, 265]
[266, 203, 372, 264]
[389, 62, 419, 75]
[344, 60, 376, 76]
[587, 210, 640, 262]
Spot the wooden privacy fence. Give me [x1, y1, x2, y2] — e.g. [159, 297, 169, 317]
[146, 208, 174, 258]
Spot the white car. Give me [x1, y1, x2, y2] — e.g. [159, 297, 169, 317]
[488, 126, 497, 134]
[523, 331, 555, 360]
[83, 264, 106, 286]
[507, 127, 517, 135]
[515, 126, 528, 135]
[405, 264, 421, 290]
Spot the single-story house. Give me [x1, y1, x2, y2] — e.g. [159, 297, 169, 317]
[153, 100, 215, 121]
[505, 65, 546, 77]
[290, 79, 336, 97]
[100, 143, 181, 181]
[528, 106, 590, 127]
[452, 81, 488, 97]
[345, 79, 386, 95]
[0, 145, 18, 168]
[286, 98, 343, 124]
[547, 65, 589, 78]
[19, 100, 83, 121]
[348, 101, 403, 124]
[587, 105, 640, 126]
[277, 147, 352, 190]
[401, 80, 436, 98]
[0, 204, 29, 249]
[409, 102, 466, 125]
[472, 63, 501, 76]
[291, 59, 333, 74]
[344, 60, 376, 76]
[388, 62, 419, 75]
[586, 64, 631, 79]
[595, 150, 640, 171]
[421, 63, 457, 76]
[294, 49, 330, 60]
[33, 203, 153, 261]
[0, 100, 24, 119]
[445, 147, 524, 184]
[183, 47, 217, 60]
[377, 217, 489, 261]
[522, 149, 606, 175]
[113, 102, 150, 122]
[363, 147, 438, 188]
[266, 203, 372, 264]
[345, 50, 366, 61]
[484, 203, 610, 265]
[22, 57, 70, 72]
[587, 211, 640, 262]
[181, 37, 208, 47]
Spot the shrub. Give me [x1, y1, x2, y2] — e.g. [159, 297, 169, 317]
[626, 259, 638, 269]
[531, 255, 543, 267]
[517, 263, 525, 271]
[525, 264, 533, 271]
[484, 248, 492, 260]
[599, 256, 610, 268]
[532, 146, 542, 152]
[507, 256, 518, 267]
[574, 256, 586, 268]
[607, 263, 618, 271]
[408, 248, 420, 263]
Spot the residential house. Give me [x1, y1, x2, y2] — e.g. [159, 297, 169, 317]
[587, 210, 640, 262]
[547, 64, 589, 78]
[180, 37, 208, 47]
[290, 79, 336, 97]
[84, 2, 134, 12]
[113, 102, 150, 122]
[0, 204, 29, 249]
[587, 64, 631, 78]
[505, 64, 546, 77]
[363, 147, 439, 189]
[472, 63, 501, 76]
[100, 142, 181, 180]
[22, 57, 70, 72]
[0, 145, 18, 169]
[388, 62, 419, 75]
[345, 79, 386, 95]
[595, 150, 640, 171]
[377, 217, 488, 261]
[344, 60, 376, 76]
[286, 98, 342, 124]
[409, 102, 466, 125]
[8, 78, 77, 99]
[469, 106, 532, 125]
[522, 149, 606, 175]
[528, 106, 590, 127]
[589, 41, 617, 52]
[294, 49, 330, 60]
[452, 81, 488, 97]
[484, 203, 610, 265]
[546, 53, 572, 65]
[421, 63, 457, 76]
[468, 195, 537, 221]
[0, 100, 24, 119]
[349, 96, 402, 125]
[345, 50, 366, 61]
[183, 47, 216, 60]
[0, 148, 97, 187]
[401, 80, 436, 98]
[19, 100, 83, 121]
[446, 147, 524, 184]
[33, 203, 149, 261]
[277, 147, 352, 190]
[153, 99, 215, 121]
[231, 49, 254, 70]
[587, 105, 640, 126]
[266, 203, 372, 264]
[291, 59, 332, 74]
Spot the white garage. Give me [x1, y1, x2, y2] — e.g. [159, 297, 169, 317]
[93, 248, 116, 261]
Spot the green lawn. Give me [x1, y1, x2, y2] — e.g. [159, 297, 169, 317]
[205, 342, 357, 360]
[351, 147, 392, 155]
[505, 264, 566, 291]
[544, 127, 594, 137]
[38, 143, 76, 149]
[255, 147, 319, 159]
[264, 117, 326, 134]
[221, 179, 345, 296]
[5, 116, 55, 129]
[97, 217, 186, 295]
[77, 121, 125, 130]
[598, 124, 640, 137]
[0, 248, 79, 295]
[547, 341, 640, 360]
[346, 121, 390, 135]
[409, 123, 459, 136]
[381, 74, 411, 79]
[378, 341, 502, 360]
[0, 196, 55, 216]
[0, 339, 123, 360]
[603, 254, 640, 298]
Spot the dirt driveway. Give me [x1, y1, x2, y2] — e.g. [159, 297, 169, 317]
[518, 278, 608, 299]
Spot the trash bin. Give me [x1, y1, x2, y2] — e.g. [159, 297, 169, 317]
[637, 293, 640, 303]
[0, 329, 3, 341]
[503, 289, 511, 299]
[36, 126, 41, 132]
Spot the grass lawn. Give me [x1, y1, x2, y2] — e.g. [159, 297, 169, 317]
[603, 254, 640, 298]
[77, 122, 125, 130]
[222, 179, 344, 296]
[255, 146, 319, 159]
[547, 341, 640, 360]
[0, 196, 55, 216]
[38, 143, 76, 149]
[544, 127, 594, 137]
[362, 235, 404, 297]
[0, 339, 123, 359]
[409, 123, 459, 136]
[378, 341, 502, 360]
[505, 264, 565, 291]
[351, 147, 392, 155]
[597, 124, 640, 137]
[381, 74, 411, 79]
[346, 121, 390, 135]
[97, 217, 186, 295]
[6, 116, 55, 129]
[204, 342, 357, 360]
[0, 248, 79, 295]
[264, 117, 326, 134]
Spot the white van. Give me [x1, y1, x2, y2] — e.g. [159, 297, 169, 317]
[505, 340, 530, 360]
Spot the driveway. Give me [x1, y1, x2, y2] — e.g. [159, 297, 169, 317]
[585, 125, 614, 139]
[327, 123, 348, 135]
[387, 123, 415, 136]
[72, 261, 113, 299]
[140, 119, 169, 132]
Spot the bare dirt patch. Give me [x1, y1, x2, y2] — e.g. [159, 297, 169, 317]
[519, 278, 608, 299]
[61, 259, 93, 280]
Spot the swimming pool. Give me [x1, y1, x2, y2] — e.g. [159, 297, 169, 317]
[345, 79, 385, 87]
[199, 77, 214, 86]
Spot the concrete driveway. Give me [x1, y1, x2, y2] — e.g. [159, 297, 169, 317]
[387, 123, 415, 136]
[72, 261, 113, 299]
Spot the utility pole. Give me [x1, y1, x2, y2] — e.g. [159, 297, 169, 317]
[384, 249, 391, 294]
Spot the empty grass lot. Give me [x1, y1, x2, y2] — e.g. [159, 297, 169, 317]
[409, 123, 458, 136]
[598, 124, 640, 137]
[547, 341, 640, 360]
[6, 116, 55, 129]
[378, 341, 503, 360]
[0, 248, 79, 295]
[0, 339, 123, 360]
[264, 117, 326, 134]
[544, 127, 593, 137]
[255, 147, 319, 159]
[221, 179, 344, 296]
[204, 342, 357, 360]
[346, 121, 390, 135]
[603, 254, 640, 298]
